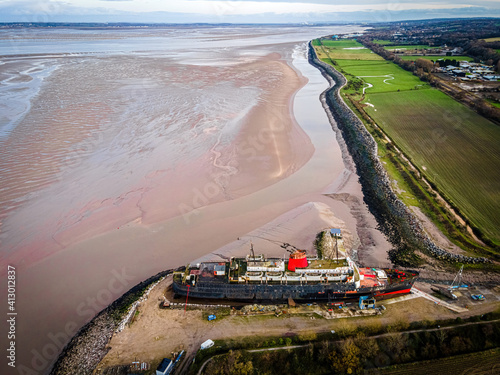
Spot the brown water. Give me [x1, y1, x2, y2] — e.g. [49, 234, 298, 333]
[0, 25, 391, 374]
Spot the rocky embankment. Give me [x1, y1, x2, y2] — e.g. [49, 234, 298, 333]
[307, 42, 489, 266]
[50, 269, 177, 375]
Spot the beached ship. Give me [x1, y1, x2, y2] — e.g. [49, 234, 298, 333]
[173, 240, 417, 302]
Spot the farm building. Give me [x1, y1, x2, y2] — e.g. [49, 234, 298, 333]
[484, 75, 500, 81]
[452, 69, 466, 77]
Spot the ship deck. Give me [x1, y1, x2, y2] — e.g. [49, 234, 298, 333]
[307, 259, 348, 269]
[359, 267, 387, 287]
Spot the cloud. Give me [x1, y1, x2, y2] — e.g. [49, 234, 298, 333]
[0, 0, 499, 23]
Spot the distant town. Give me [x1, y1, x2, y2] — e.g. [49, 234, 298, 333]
[352, 18, 500, 119]
[440, 61, 500, 82]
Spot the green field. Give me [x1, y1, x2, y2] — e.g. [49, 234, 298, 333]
[487, 99, 500, 109]
[318, 39, 384, 61]
[320, 39, 361, 48]
[398, 55, 473, 62]
[384, 45, 439, 51]
[315, 38, 500, 244]
[496, 49, 500, 55]
[364, 89, 500, 241]
[373, 39, 394, 45]
[380, 349, 500, 375]
[336, 60, 428, 93]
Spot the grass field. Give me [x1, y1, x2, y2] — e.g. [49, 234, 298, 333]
[380, 348, 500, 375]
[314, 38, 500, 245]
[320, 39, 362, 48]
[318, 40, 425, 94]
[373, 39, 394, 45]
[335, 60, 428, 93]
[487, 99, 500, 109]
[364, 89, 500, 241]
[398, 55, 473, 62]
[318, 39, 384, 61]
[384, 45, 439, 51]
[483, 37, 500, 42]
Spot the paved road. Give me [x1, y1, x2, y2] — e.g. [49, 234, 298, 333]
[411, 286, 468, 313]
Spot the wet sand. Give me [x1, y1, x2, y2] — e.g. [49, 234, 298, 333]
[1, 52, 315, 263]
[0, 25, 390, 374]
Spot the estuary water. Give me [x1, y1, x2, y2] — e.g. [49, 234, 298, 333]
[0, 25, 392, 374]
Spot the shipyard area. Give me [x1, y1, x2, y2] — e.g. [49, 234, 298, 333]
[93, 229, 500, 375]
[94, 271, 500, 375]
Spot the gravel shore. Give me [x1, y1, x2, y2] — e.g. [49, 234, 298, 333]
[50, 269, 176, 375]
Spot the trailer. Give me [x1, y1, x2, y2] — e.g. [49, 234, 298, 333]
[201, 339, 214, 350]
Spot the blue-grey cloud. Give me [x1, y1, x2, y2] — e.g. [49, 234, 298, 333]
[186, 0, 499, 4]
[184, 0, 500, 11]
[0, 0, 499, 23]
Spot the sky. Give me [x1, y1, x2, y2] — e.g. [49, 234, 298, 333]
[0, 0, 499, 23]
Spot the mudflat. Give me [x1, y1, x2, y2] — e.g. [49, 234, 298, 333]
[0, 25, 391, 373]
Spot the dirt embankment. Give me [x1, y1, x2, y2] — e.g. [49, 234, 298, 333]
[307, 42, 489, 266]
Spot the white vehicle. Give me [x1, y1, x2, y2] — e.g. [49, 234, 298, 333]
[200, 339, 214, 350]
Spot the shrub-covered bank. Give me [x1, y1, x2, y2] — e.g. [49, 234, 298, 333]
[307, 42, 489, 266]
[197, 317, 500, 375]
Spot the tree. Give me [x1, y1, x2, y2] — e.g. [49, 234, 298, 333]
[449, 336, 467, 354]
[331, 338, 362, 374]
[381, 333, 408, 363]
[205, 350, 254, 375]
[354, 333, 379, 367]
[420, 342, 438, 359]
[416, 58, 435, 73]
[232, 359, 253, 375]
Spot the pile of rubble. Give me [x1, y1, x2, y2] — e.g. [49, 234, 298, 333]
[240, 304, 283, 314]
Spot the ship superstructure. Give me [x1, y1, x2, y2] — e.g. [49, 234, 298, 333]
[173, 235, 417, 302]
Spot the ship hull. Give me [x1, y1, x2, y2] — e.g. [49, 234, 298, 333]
[172, 280, 414, 303]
